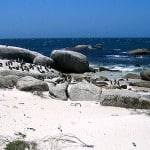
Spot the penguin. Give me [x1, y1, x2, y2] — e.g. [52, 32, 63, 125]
[24, 66, 29, 72]
[9, 65, 12, 70]
[45, 66, 49, 72]
[110, 80, 113, 85]
[117, 80, 121, 89]
[5, 62, 8, 66]
[21, 67, 24, 71]
[39, 65, 42, 70]
[40, 70, 45, 73]
[36, 66, 40, 72]
[0, 63, 3, 67]
[29, 63, 34, 70]
[9, 60, 13, 66]
[114, 79, 117, 85]
[15, 65, 19, 70]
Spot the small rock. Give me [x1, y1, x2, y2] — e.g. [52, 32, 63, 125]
[16, 76, 49, 91]
[140, 70, 150, 81]
[48, 81, 68, 100]
[123, 73, 141, 79]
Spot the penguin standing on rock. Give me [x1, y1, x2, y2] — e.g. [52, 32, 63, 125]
[114, 79, 117, 85]
[29, 63, 34, 70]
[24, 66, 30, 72]
[117, 80, 121, 89]
[110, 80, 113, 85]
[0, 63, 3, 67]
[9, 65, 13, 70]
[45, 65, 49, 72]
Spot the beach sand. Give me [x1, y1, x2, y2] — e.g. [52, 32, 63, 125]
[0, 88, 150, 150]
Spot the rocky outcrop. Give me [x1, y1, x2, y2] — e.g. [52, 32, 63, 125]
[100, 89, 150, 109]
[123, 73, 141, 79]
[99, 76, 109, 81]
[16, 76, 49, 91]
[0, 45, 42, 63]
[33, 56, 54, 67]
[48, 81, 68, 100]
[0, 75, 19, 88]
[0, 69, 60, 80]
[68, 80, 102, 101]
[65, 44, 102, 51]
[140, 70, 150, 81]
[51, 50, 89, 73]
[128, 49, 150, 55]
[65, 45, 89, 51]
[129, 81, 150, 88]
[99, 66, 121, 72]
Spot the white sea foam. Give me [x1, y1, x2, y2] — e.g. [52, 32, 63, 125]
[107, 55, 128, 58]
[113, 49, 121, 51]
[136, 56, 144, 59]
[111, 66, 135, 72]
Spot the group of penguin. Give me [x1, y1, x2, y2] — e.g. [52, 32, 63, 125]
[3, 59, 51, 74]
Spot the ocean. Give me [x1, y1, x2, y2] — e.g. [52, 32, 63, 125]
[0, 38, 150, 72]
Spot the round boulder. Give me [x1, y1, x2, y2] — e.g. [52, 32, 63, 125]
[51, 50, 89, 73]
[0, 75, 19, 88]
[140, 70, 150, 81]
[48, 81, 68, 100]
[33, 56, 54, 67]
[68, 80, 102, 101]
[16, 76, 49, 91]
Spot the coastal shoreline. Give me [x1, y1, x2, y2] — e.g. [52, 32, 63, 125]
[0, 45, 150, 149]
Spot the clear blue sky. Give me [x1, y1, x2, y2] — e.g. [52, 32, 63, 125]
[0, 0, 150, 38]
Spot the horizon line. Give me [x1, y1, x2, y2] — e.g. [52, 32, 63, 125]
[0, 36, 150, 40]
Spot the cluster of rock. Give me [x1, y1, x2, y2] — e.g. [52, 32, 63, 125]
[0, 45, 150, 109]
[128, 48, 150, 55]
[65, 44, 102, 51]
[0, 45, 90, 73]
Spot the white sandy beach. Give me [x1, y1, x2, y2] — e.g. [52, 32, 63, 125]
[0, 88, 150, 150]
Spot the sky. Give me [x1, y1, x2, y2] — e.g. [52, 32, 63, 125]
[0, 0, 150, 38]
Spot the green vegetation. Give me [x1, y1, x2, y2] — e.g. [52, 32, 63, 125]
[5, 140, 37, 150]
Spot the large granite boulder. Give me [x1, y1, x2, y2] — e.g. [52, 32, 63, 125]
[0, 45, 42, 63]
[51, 50, 89, 73]
[0, 75, 19, 88]
[33, 56, 54, 67]
[100, 89, 150, 109]
[67, 80, 102, 101]
[128, 49, 150, 55]
[140, 70, 150, 81]
[16, 76, 49, 91]
[48, 81, 68, 100]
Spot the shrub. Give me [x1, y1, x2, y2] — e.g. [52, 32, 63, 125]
[5, 140, 37, 150]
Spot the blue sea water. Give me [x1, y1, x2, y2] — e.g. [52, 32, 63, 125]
[0, 38, 150, 72]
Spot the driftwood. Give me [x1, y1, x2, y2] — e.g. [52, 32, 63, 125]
[0, 133, 94, 150]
